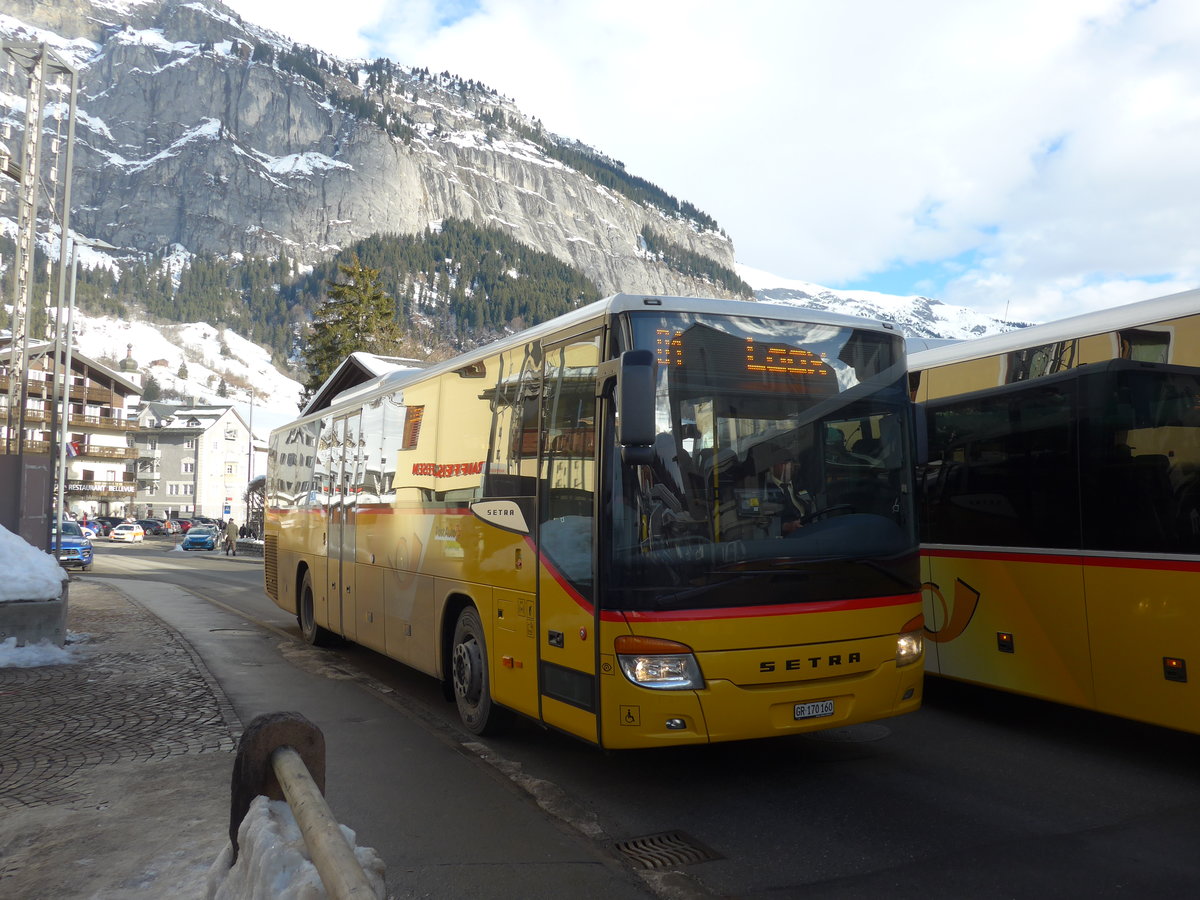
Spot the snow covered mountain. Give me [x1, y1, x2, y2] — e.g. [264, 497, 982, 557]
[1, 0, 737, 299]
[69, 309, 304, 433]
[2, 0, 1026, 415]
[738, 265, 1028, 342]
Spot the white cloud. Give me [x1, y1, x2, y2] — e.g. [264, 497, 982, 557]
[223, 1, 1200, 321]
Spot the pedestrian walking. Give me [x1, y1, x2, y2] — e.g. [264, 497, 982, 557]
[224, 518, 239, 556]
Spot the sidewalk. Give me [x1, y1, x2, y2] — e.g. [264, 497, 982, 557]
[0, 580, 240, 899]
[0, 576, 661, 900]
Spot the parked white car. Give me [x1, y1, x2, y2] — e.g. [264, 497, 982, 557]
[109, 523, 145, 543]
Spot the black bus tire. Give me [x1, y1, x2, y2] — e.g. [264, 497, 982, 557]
[451, 606, 508, 736]
[299, 570, 333, 647]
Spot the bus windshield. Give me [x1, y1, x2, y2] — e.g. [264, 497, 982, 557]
[605, 311, 918, 612]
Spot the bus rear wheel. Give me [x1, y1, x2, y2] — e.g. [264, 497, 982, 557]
[299, 571, 332, 647]
[451, 606, 507, 736]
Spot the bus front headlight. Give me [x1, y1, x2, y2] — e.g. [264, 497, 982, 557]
[896, 629, 924, 667]
[615, 635, 704, 690]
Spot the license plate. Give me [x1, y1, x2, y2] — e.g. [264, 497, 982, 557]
[794, 699, 835, 720]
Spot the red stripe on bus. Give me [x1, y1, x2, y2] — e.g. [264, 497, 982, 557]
[924, 547, 1200, 573]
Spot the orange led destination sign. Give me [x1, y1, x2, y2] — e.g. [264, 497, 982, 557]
[653, 326, 833, 386]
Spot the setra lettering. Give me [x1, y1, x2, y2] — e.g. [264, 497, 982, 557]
[759, 651, 861, 673]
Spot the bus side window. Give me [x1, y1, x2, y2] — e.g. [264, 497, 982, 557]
[485, 344, 540, 498]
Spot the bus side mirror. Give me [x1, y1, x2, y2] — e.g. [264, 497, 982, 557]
[914, 404, 929, 467]
[617, 350, 656, 465]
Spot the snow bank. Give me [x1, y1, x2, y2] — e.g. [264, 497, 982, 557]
[206, 796, 385, 900]
[0, 523, 67, 602]
[0, 636, 74, 668]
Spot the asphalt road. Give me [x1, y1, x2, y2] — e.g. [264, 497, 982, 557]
[87, 536, 1200, 899]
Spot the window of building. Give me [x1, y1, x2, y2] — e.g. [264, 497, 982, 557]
[182, 461, 194, 474]
[225, 463, 236, 475]
[185, 439, 195, 449]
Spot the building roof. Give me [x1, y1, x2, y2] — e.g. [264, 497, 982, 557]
[137, 402, 249, 432]
[300, 351, 425, 417]
[0, 337, 142, 397]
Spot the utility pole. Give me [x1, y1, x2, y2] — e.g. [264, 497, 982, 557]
[1, 41, 77, 544]
[245, 390, 255, 525]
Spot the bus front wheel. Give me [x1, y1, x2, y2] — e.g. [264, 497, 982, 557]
[451, 606, 507, 735]
[299, 571, 332, 647]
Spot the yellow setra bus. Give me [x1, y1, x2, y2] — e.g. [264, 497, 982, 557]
[910, 288, 1200, 733]
[265, 294, 925, 748]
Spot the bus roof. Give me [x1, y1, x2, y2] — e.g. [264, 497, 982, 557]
[909, 287, 1200, 371]
[287, 293, 902, 429]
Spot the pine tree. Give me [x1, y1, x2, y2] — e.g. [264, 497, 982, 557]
[178, 361, 189, 379]
[142, 374, 162, 401]
[302, 255, 402, 399]
[217, 378, 228, 398]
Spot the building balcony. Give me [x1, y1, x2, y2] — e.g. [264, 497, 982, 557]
[5, 407, 138, 431]
[137, 469, 161, 481]
[139, 447, 162, 460]
[67, 412, 137, 431]
[0, 372, 129, 406]
[14, 408, 50, 425]
[0, 439, 51, 455]
[0, 439, 140, 459]
[80, 444, 141, 460]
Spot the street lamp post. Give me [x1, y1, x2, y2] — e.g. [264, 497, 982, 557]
[55, 233, 118, 553]
[245, 390, 254, 526]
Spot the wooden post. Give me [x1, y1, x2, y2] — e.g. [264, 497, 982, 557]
[272, 747, 378, 900]
[228, 712, 377, 899]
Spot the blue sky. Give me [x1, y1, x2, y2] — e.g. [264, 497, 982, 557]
[224, 0, 1200, 323]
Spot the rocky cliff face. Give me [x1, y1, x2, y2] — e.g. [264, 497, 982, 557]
[4, 0, 738, 298]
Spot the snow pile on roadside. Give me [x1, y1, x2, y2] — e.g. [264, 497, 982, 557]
[0, 636, 74, 668]
[0, 523, 66, 602]
[206, 796, 386, 900]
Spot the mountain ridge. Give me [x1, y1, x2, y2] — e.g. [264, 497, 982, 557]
[2, 0, 739, 300]
[1, 0, 1024, 412]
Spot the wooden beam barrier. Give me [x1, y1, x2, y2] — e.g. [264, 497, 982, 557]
[229, 711, 378, 900]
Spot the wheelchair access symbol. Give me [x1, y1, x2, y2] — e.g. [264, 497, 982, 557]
[619, 705, 641, 726]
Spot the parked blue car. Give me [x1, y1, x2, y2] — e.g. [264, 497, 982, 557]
[181, 525, 218, 551]
[52, 521, 94, 570]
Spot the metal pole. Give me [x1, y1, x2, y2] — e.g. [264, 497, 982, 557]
[246, 391, 254, 524]
[9, 45, 49, 506]
[55, 238, 79, 558]
[51, 63, 78, 532]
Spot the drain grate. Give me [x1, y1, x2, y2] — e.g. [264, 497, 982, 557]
[613, 831, 722, 869]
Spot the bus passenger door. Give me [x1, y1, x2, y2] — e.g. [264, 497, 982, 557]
[536, 333, 602, 742]
[329, 412, 361, 638]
